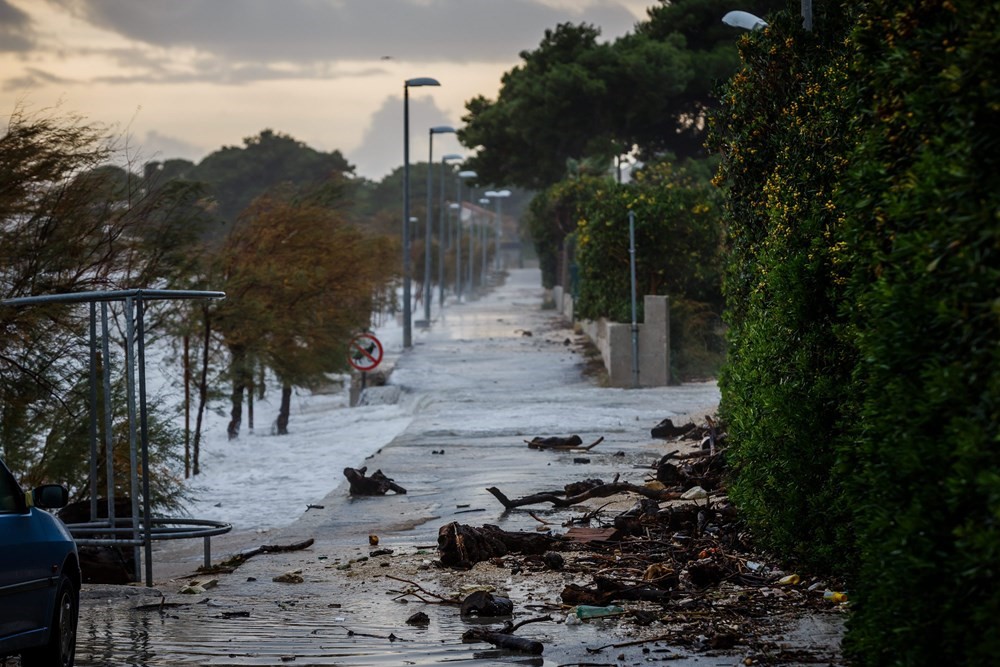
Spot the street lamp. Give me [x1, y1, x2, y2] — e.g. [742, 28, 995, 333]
[455, 169, 476, 301]
[425, 126, 456, 323]
[485, 189, 511, 273]
[402, 76, 440, 349]
[439, 153, 463, 308]
[479, 198, 490, 287]
[721, 10, 768, 30]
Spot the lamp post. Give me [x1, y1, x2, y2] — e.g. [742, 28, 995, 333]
[424, 127, 456, 323]
[479, 198, 490, 287]
[455, 170, 476, 302]
[439, 153, 463, 309]
[485, 189, 511, 273]
[402, 76, 440, 349]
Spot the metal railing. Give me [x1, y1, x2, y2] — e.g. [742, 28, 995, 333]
[3, 288, 227, 586]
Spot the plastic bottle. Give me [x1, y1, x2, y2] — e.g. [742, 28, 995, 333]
[823, 590, 848, 604]
[575, 604, 625, 619]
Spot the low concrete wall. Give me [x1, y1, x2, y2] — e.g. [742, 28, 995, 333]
[561, 291, 672, 388]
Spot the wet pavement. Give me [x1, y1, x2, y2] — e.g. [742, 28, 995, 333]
[64, 268, 842, 666]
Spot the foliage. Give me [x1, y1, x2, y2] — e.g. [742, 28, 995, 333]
[187, 129, 355, 230]
[573, 160, 723, 323]
[212, 186, 397, 434]
[459, 0, 785, 191]
[0, 107, 204, 509]
[836, 1, 1000, 663]
[708, 7, 857, 573]
[711, 0, 1000, 664]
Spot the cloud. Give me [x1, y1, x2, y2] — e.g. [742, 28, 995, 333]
[49, 0, 637, 64]
[0, 0, 36, 51]
[348, 92, 461, 180]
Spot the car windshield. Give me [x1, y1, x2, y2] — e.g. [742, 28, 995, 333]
[0, 464, 22, 513]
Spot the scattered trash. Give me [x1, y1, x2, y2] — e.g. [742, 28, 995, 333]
[460, 590, 514, 618]
[777, 574, 801, 585]
[575, 604, 625, 619]
[824, 590, 848, 603]
[273, 570, 304, 584]
[681, 485, 708, 500]
[406, 611, 430, 626]
[369, 534, 379, 546]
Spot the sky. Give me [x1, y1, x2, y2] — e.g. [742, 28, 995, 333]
[0, 0, 655, 180]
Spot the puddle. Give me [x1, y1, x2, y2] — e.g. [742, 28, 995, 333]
[73, 590, 576, 666]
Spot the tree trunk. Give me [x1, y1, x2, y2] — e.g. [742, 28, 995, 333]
[193, 305, 212, 475]
[227, 344, 246, 440]
[276, 383, 292, 435]
[247, 376, 254, 433]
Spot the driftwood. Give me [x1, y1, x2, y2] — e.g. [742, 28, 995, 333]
[562, 575, 676, 607]
[344, 466, 407, 495]
[201, 538, 315, 573]
[487, 482, 681, 510]
[650, 418, 695, 439]
[437, 522, 560, 569]
[526, 435, 604, 451]
[462, 615, 551, 655]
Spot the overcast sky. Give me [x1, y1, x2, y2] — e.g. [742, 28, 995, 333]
[1, 0, 653, 180]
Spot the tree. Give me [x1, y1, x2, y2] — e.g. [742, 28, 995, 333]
[214, 184, 397, 436]
[188, 129, 356, 230]
[458, 0, 785, 191]
[0, 106, 205, 509]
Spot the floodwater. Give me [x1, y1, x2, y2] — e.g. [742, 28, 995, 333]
[73, 582, 625, 667]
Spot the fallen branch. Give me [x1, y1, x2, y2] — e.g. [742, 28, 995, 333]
[462, 614, 553, 655]
[487, 482, 680, 510]
[200, 538, 315, 573]
[526, 435, 605, 451]
[344, 467, 407, 495]
[385, 575, 459, 605]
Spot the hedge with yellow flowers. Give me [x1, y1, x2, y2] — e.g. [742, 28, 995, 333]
[711, 2, 1000, 664]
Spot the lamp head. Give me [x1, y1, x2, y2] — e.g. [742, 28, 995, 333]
[405, 77, 441, 87]
[442, 153, 463, 162]
[722, 10, 767, 30]
[458, 170, 477, 179]
[430, 126, 456, 134]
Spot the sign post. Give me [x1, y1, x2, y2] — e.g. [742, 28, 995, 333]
[347, 333, 384, 393]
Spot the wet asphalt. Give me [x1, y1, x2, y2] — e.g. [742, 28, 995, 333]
[68, 269, 840, 666]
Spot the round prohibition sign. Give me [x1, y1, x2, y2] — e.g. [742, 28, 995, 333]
[347, 333, 383, 372]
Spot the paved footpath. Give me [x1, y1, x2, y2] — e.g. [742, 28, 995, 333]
[73, 268, 840, 666]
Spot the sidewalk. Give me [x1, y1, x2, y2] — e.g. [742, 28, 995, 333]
[75, 268, 842, 667]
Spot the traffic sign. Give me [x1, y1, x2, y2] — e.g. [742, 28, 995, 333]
[347, 333, 383, 372]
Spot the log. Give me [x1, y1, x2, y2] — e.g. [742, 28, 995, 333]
[344, 467, 407, 495]
[487, 482, 681, 510]
[437, 522, 560, 569]
[526, 435, 604, 450]
[202, 538, 315, 573]
[462, 629, 544, 654]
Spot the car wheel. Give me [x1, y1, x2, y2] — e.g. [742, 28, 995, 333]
[21, 573, 78, 667]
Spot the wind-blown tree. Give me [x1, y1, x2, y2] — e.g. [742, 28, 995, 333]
[214, 184, 397, 437]
[0, 107, 207, 508]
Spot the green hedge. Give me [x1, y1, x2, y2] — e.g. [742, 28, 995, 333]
[712, 1, 1000, 664]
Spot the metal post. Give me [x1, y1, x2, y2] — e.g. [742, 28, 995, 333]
[88, 302, 98, 522]
[456, 178, 464, 302]
[629, 211, 639, 388]
[424, 131, 434, 323]
[124, 297, 142, 581]
[801, 0, 813, 31]
[468, 192, 475, 296]
[402, 83, 413, 348]
[495, 197, 502, 273]
[438, 159, 447, 307]
[101, 303, 115, 527]
[136, 298, 154, 586]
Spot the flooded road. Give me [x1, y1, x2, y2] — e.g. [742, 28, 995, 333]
[67, 269, 725, 666]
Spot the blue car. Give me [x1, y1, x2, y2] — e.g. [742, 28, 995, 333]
[0, 458, 80, 667]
